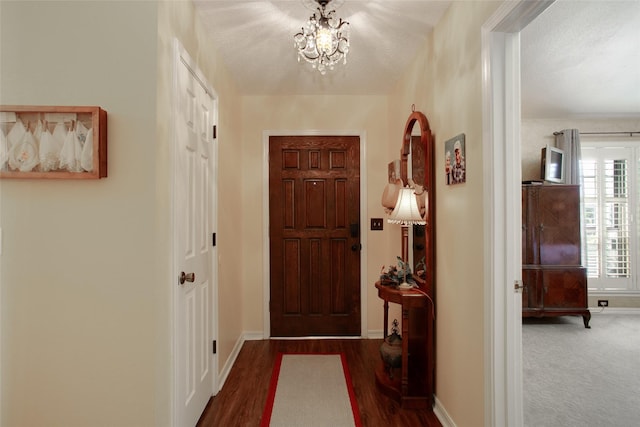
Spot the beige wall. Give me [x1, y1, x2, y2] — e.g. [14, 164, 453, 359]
[240, 95, 391, 334]
[521, 118, 640, 180]
[1, 1, 160, 426]
[389, 1, 501, 425]
[1, 0, 519, 426]
[1, 0, 244, 425]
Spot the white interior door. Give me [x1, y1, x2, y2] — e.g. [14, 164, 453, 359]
[174, 41, 217, 427]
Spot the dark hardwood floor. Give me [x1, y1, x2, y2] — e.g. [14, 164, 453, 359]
[197, 339, 441, 427]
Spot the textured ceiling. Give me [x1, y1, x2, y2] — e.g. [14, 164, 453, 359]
[193, 0, 640, 118]
[521, 0, 640, 118]
[193, 0, 451, 95]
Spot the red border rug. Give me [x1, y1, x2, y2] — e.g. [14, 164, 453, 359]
[260, 352, 362, 427]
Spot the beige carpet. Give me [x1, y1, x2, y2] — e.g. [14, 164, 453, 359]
[523, 312, 640, 426]
[261, 353, 361, 427]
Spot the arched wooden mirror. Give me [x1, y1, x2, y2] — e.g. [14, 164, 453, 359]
[373, 107, 436, 408]
[400, 107, 435, 296]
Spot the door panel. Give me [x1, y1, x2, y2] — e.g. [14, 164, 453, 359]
[537, 186, 581, 265]
[269, 136, 360, 337]
[175, 51, 215, 426]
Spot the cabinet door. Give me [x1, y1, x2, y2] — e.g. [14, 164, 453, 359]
[522, 187, 542, 265]
[522, 268, 543, 309]
[538, 186, 581, 265]
[542, 268, 587, 309]
[522, 188, 531, 264]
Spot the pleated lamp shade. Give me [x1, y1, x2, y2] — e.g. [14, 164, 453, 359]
[388, 187, 427, 226]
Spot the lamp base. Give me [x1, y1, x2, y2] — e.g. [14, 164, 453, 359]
[398, 282, 413, 290]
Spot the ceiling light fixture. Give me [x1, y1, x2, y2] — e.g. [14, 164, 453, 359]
[293, 0, 350, 75]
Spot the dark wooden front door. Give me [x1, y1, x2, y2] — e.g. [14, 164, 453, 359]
[269, 135, 361, 336]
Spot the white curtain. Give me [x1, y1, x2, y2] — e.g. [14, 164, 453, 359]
[555, 128, 582, 185]
[555, 128, 587, 266]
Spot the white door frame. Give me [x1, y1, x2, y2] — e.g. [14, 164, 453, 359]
[482, 2, 555, 426]
[261, 130, 368, 338]
[170, 38, 219, 426]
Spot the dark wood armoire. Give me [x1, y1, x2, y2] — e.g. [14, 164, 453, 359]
[522, 184, 591, 327]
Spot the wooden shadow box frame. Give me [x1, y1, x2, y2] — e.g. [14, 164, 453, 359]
[1, 105, 107, 179]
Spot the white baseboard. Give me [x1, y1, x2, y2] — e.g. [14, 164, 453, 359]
[368, 329, 384, 339]
[216, 335, 244, 392]
[369, 328, 456, 425]
[217, 330, 455, 427]
[243, 331, 266, 341]
[217, 331, 265, 392]
[434, 396, 456, 427]
[591, 307, 640, 315]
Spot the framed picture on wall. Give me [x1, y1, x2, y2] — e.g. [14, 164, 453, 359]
[0, 105, 108, 179]
[445, 133, 465, 185]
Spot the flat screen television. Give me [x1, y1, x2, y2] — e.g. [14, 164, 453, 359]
[541, 145, 565, 183]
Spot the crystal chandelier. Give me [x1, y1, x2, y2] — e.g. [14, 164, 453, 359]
[293, 0, 350, 75]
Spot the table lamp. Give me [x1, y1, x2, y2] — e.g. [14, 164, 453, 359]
[388, 187, 427, 289]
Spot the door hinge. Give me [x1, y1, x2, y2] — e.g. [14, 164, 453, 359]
[212, 232, 216, 247]
[514, 280, 524, 292]
[212, 340, 217, 354]
[212, 125, 217, 139]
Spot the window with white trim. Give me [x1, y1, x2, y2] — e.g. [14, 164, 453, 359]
[581, 142, 638, 292]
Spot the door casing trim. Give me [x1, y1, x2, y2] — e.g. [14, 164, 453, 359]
[262, 130, 368, 339]
[481, 2, 554, 426]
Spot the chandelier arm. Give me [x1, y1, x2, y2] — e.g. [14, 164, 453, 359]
[301, 52, 321, 61]
[335, 20, 348, 30]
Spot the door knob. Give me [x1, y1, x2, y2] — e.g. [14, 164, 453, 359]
[179, 272, 196, 285]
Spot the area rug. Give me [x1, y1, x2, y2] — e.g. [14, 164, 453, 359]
[260, 352, 362, 427]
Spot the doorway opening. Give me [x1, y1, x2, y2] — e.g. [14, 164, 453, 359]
[482, 1, 555, 426]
